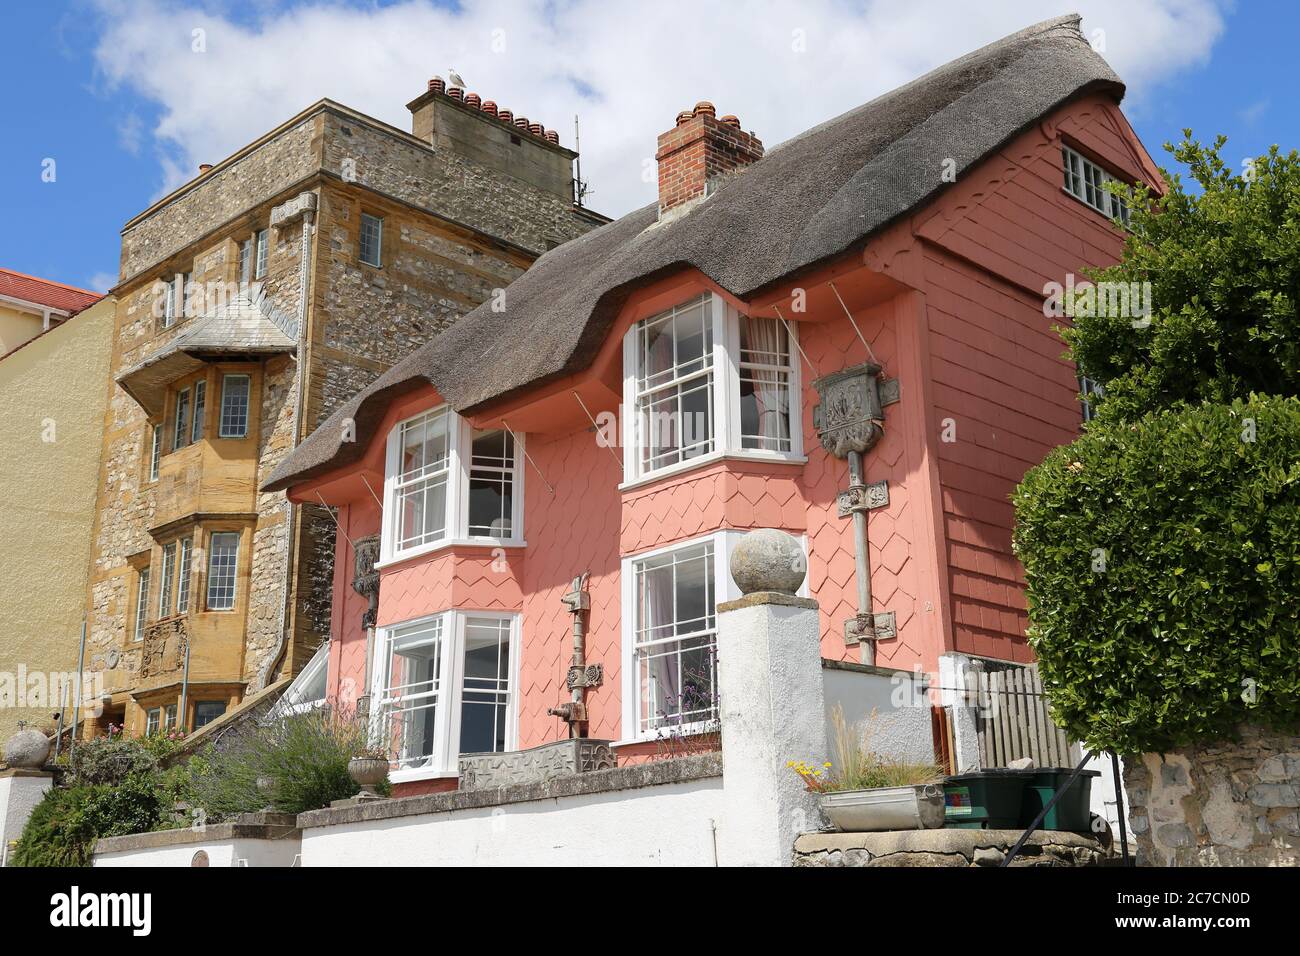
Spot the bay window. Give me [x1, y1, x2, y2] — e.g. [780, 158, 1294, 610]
[133, 565, 150, 642]
[621, 530, 809, 741]
[158, 541, 177, 617]
[381, 407, 523, 563]
[622, 292, 802, 483]
[372, 611, 518, 780]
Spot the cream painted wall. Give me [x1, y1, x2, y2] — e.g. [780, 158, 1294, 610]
[0, 304, 45, 356]
[0, 298, 114, 741]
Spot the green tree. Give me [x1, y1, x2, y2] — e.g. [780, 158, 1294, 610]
[1015, 136, 1300, 753]
[1066, 136, 1300, 422]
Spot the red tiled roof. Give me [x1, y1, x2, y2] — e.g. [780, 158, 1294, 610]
[0, 268, 103, 315]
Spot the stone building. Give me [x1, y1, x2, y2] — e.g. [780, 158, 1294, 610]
[81, 80, 604, 738]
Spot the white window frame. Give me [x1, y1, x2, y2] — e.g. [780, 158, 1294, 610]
[164, 703, 178, 732]
[1061, 144, 1130, 225]
[379, 407, 525, 565]
[618, 529, 808, 744]
[173, 386, 191, 451]
[370, 610, 521, 784]
[621, 292, 804, 488]
[359, 213, 383, 268]
[239, 238, 253, 286]
[145, 707, 161, 736]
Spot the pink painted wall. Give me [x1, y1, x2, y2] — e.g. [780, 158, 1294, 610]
[301, 91, 1158, 767]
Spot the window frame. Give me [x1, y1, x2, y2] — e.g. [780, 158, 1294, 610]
[254, 228, 269, 279]
[158, 541, 177, 618]
[191, 379, 206, 444]
[239, 238, 253, 286]
[132, 565, 151, 643]
[370, 609, 521, 784]
[359, 212, 384, 268]
[205, 530, 241, 611]
[194, 700, 227, 729]
[1061, 144, 1131, 226]
[172, 386, 191, 452]
[218, 373, 251, 439]
[380, 407, 525, 565]
[148, 424, 162, 482]
[176, 536, 193, 615]
[618, 529, 808, 744]
[621, 292, 803, 487]
[145, 707, 161, 736]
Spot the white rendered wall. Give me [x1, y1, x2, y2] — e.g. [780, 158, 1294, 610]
[0, 772, 53, 866]
[300, 778, 722, 866]
[94, 837, 300, 868]
[822, 665, 936, 765]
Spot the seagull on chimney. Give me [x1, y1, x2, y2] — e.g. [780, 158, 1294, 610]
[447, 67, 466, 89]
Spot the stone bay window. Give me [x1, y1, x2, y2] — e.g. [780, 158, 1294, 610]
[622, 291, 801, 484]
[380, 406, 524, 563]
[373, 611, 519, 782]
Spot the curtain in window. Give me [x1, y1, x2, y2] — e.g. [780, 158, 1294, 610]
[740, 316, 792, 450]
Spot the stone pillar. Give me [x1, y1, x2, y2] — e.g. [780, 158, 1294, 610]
[0, 769, 55, 865]
[716, 529, 828, 867]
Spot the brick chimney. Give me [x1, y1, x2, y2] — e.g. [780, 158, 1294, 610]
[656, 102, 763, 217]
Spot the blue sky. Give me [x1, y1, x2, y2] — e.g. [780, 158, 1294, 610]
[0, 1, 1293, 293]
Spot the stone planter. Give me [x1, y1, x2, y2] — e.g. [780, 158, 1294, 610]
[348, 757, 389, 800]
[819, 784, 945, 832]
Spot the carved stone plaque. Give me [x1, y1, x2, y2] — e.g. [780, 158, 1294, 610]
[458, 738, 616, 791]
[836, 480, 889, 518]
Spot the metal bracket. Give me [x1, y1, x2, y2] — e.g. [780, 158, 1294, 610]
[836, 479, 889, 518]
[879, 377, 901, 407]
[565, 663, 603, 691]
[842, 611, 898, 647]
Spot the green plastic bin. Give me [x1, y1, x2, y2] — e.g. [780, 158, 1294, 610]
[943, 769, 1033, 829]
[1020, 768, 1101, 832]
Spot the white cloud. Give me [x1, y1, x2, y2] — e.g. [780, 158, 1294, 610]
[89, 0, 1230, 216]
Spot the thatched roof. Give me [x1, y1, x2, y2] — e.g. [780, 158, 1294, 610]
[265, 14, 1121, 492]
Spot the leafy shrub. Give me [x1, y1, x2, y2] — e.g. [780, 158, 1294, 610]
[11, 775, 167, 867]
[186, 709, 381, 820]
[65, 733, 157, 785]
[1013, 396, 1300, 753]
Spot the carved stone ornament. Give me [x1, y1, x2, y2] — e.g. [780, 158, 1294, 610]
[269, 190, 317, 228]
[842, 610, 898, 647]
[837, 479, 890, 518]
[458, 738, 616, 791]
[812, 362, 885, 459]
[140, 617, 189, 679]
[352, 535, 381, 629]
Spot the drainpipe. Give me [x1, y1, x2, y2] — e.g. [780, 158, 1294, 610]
[847, 450, 876, 665]
[259, 194, 316, 690]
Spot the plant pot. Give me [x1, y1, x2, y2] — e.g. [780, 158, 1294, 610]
[348, 756, 389, 799]
[819, 784, 946, 832]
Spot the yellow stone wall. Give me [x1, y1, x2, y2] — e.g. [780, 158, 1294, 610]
[0, 298, 114, 740]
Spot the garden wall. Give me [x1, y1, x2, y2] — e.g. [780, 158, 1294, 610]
[297, 755, 722, 866]
[1124, 724, 1300, 866]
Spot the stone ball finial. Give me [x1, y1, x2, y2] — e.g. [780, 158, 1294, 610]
[4, 727, 51, 769]
[730, 528, 806, 596]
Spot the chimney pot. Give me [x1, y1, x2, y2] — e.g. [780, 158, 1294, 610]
[514, 117, 529, 130]
[545, 129, 559, 145]
[448, 87, 464, 101]
[529, 122, 544, 137]
[498, 109, 513, 124]
[465, 93, 481, 109]
[720, 114, 740, 129]
[482, 100, 498, 117]
[693, 101, 716, 118]
[429, 77, 445, 93]
[675, 110, 693, 126]
[198, 164, 213, 175]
